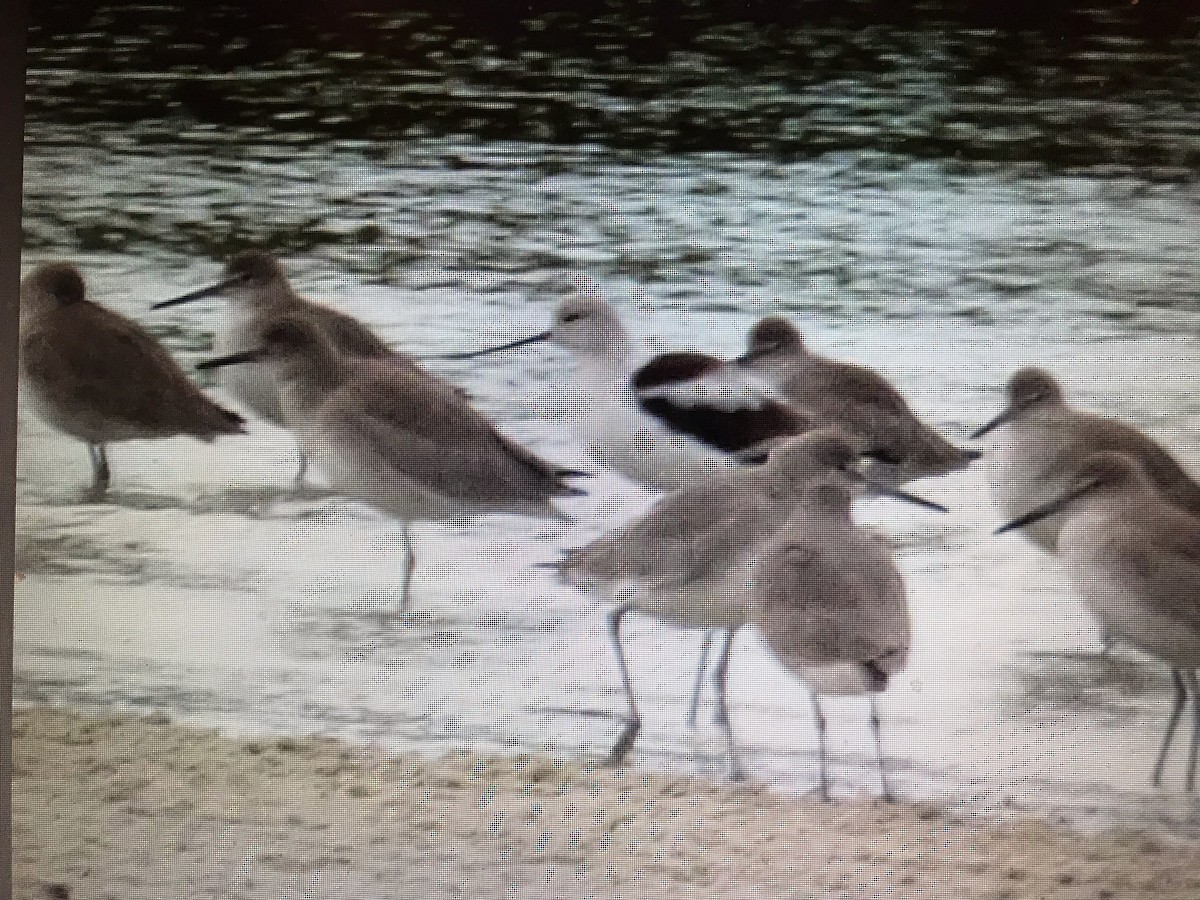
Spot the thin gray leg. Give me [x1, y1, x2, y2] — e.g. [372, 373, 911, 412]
[810, 691, 830, 801]
[1185, 670, 1199, 792]
[605, 603, 641, 766]
[687, 629, 716, 729]
[1152, 668, 1187, 787]
[869, 695, 894, 801]
[398, 524, 416, 613]
[711, 627, 744, 780]
[292, 451, 309, 491]
[86, 443, 110, 498]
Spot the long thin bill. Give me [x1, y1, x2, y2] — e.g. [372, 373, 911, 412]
[436, 330, 553, 360]
[196, 347, 267, 370]
[994, 481, 1096, 534]
[152, 274, 247, 309]
[866, 480, 949, 513]
[969, 407, 1014, 440]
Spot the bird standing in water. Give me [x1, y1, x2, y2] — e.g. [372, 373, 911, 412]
[997, 451, 1200, 791]
[155, 249, 419, 487]
[199, 315, 586, 611]
[551, 429, 943, 779]
[19, 261, 245, 499]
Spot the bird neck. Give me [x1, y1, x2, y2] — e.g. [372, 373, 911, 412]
[230, 280, 298, 313]
[575, 341, 638, 379]
[803, 481, 856, 519]
[18, 288, 68, 330]
[272, 353, 349, 411]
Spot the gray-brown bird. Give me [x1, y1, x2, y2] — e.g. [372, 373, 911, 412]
[997, 451, 1200, 791]
[154, 249, 414, 486]
[19, 261, 245, 498]
[750, 461, 916, 800]
[736, 316, 979, 484]
[974, 367, 1200, 552]
[198, 315, 585, 611]
[551, 429, 942, 779]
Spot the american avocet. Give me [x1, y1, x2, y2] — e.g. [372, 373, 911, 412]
[445, 291, 814, 490]
[736, 315, 979, 485]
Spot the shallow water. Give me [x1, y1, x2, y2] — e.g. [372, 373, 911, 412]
[16, 5, 1200, 838]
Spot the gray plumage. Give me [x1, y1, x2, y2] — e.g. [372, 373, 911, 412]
[976, 367, 1200, 553]
[738, 316, 978, 484]
[750, 476, 911, 800]
[19, 261, 245, 497]
[156, 249, 444, 486]
[997, 451, 1200, 790]
[554, 430, 879, 778]
[199, 315, 583, 610]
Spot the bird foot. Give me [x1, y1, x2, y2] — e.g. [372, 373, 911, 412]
[604, 718, 641, 767]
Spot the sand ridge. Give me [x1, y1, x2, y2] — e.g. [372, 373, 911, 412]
[13, 705, 1200, 900]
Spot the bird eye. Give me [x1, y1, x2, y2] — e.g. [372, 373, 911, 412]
[561, 312, 583, 324]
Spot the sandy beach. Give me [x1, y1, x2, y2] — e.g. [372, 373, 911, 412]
[12, 705, 1200, 900]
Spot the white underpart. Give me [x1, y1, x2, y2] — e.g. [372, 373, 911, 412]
[568, 359, 738, 490]
[635, 364, 786, 413]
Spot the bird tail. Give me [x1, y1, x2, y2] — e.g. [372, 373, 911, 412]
[220, 407, 247, 431]
[198, 403, 248, 440]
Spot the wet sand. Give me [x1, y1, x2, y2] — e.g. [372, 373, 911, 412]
[13, 705, 1200, 900]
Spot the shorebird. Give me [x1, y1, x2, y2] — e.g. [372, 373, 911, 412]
[550, 429, 945, 778]
[154, 249, 404, 486]
[750, 477, 916, 801]
[735, 315, 979, 485]
[973, 367, 1200, 552]
[997, 451, 1200, 790]
[443, 291, 814, 490]
[688, 314, 974, 724]
[447, 290, 815, 716]
[18, 261, 245, 498]
[198, 315, 586, 611]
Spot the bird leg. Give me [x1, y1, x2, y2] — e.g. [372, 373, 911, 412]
[605, 603, 641, 766]
[397, 524, 416, 613]
[1152, 668, 1187, 787]
[711, 626, 744, 780]
[1186, 670, 1200, 792]
[86, 444, 110, 498]
[292, 451, 309, 491]
[869, 695, 894, 801]
[810, 691, 830, 801]
[687, 629, 717, 729]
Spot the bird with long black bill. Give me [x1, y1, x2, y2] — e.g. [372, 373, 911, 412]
[198, 315, 587, 612]
[445, 288, 818, 732]
[973, 366, 1200, 552]
[996, 451, 1200, 791]
[548, 429, 946, 780]
[442, 289, 815, 490]
[154, 249, 422, 487]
